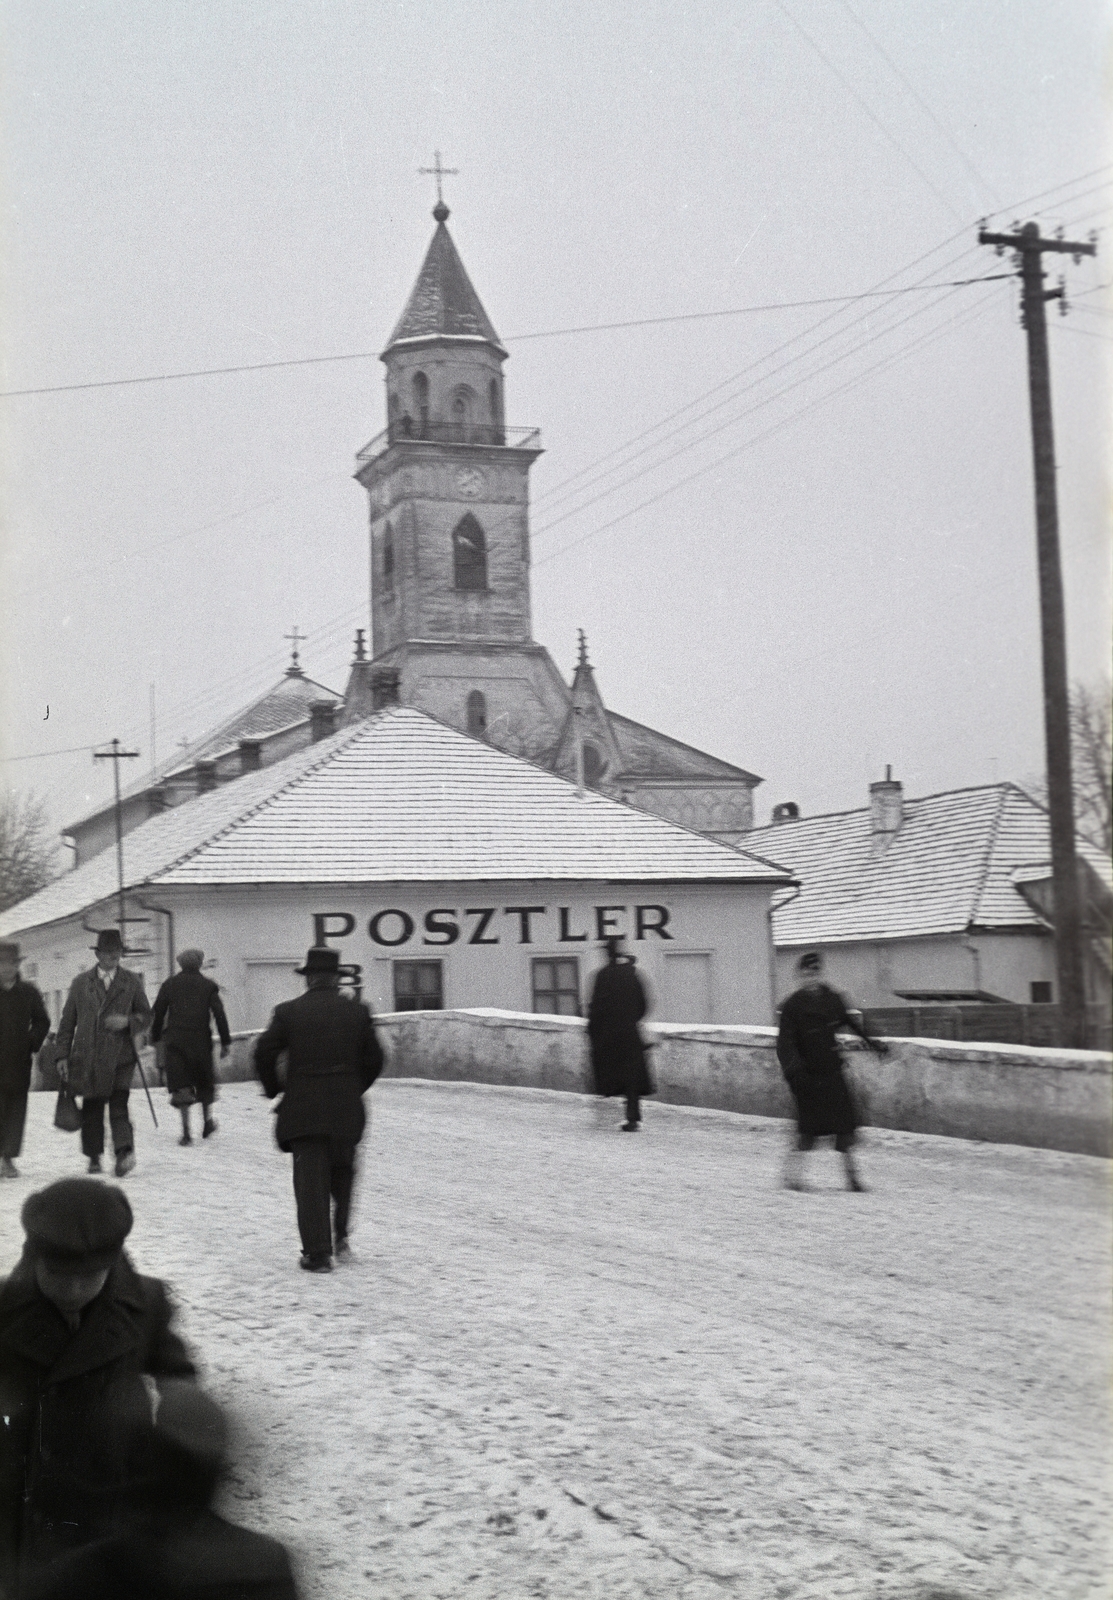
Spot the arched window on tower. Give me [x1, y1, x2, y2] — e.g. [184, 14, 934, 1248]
[466, 690, 488, 738]
[488, 379, 504, 445]
[582, 742, 606, 789]
[381, 523, 394, 591]
[453, 514, 487, 591]
[449, 385, 476, 442]
[412, 371, 429, 436]
[388, 393, 401, 439]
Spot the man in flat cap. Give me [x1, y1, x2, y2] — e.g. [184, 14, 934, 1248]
[0, 1177, 196, 1594]
[0, 942, 51, 1180]
[150, 949, 231, 1147]
[55, 928, 152, 1177]
[587, 936, 654, 1132]
[776, 951, 888, 1192]
[254, 947, 384, 1273]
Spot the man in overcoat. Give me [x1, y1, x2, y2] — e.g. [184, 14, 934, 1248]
[0, 1177, 196, 1597]
[776, 951, 888, 1192]
[150, 949, 231, 1146]
[55, 929, 152, 1178]
[0, 943, 51, 1179]
[254, 947, 384, 1273]
[587, 936, 654, 1132]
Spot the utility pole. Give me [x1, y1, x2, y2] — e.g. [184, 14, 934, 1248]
[93, 738, 141, 946]
[978, 219, 1096, 1048]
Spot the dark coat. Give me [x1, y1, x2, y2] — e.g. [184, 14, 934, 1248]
[587, 960, 653, 1099]
[0, 1252, 196, 1594]
[0, 981, 51, 1096]
[55, 968, 152, 1100]
[253, 988, 384, 1153]
[150, 972, 231, 1097]
[776, 983, 871, 1140]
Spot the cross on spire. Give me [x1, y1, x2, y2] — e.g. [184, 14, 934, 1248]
[577, 629, 590, 668]
[284, 625, 306, 677]
[419, 150, 459, 217]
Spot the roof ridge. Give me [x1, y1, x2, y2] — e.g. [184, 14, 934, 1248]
[750, 780, 1013, 831]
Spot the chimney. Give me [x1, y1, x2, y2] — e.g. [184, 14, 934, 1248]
[869, 766, 903, 841]
[772, 801, 800, 824]
[371, 668, 401, 711]
[195, 760, 218, 795]
[238, 739, 262, 773]
[309, 700, 338, 742]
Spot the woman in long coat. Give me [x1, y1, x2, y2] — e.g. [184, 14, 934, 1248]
[776, 951, 887, 1191]
[587, 938, 653, 1131]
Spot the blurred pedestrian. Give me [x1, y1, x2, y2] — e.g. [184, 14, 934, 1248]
[21, 1383, 300, 1600]
[776, 951, 888, 1193]
[254, 948, 384, 1273]
[150, 950, 231, 1147]
[0, 1177, 196, 1596]
[55, 931, 152, 1178]
[587, 936, 654, 1131]
[0, 943, 50, 1180]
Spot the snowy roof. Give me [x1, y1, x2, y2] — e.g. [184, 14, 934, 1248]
[748, 782, 1113, 947]
[384, 213, 505, 355]
[1, 708, 792, 937]
[609, 711, 761, 784]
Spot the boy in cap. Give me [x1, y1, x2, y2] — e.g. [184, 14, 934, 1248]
[0, 1177, 196, 1594]
[55, 928, 152, 1178]
[0, 942, 51, 1179]
[150, 949, 231, 1146]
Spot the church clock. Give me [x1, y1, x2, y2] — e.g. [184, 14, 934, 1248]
[455, 466, 485, 498]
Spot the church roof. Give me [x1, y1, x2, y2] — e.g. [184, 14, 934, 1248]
[2, 708, 793, 937]
[608, 712, 761, 784]
[384, 211, 506, 356]
[747, 782, 1113, 948]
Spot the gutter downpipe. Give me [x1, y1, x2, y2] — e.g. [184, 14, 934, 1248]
[769, 882, 802, 1018]
[137, 897, 175, 983]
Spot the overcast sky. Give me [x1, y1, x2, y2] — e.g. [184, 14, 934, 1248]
[2, 0, 1109, 846]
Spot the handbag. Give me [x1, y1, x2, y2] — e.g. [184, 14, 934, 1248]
[54, 1087, 82, 1133]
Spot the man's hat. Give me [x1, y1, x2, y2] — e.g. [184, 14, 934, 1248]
[296, 946, 341, 976]
[0, 941, 20, 962]
[177, 949, 204, 971]
[92, 929, 125, 956]
[22, 1177, 133, 1271]
[797, 951, 822, 973]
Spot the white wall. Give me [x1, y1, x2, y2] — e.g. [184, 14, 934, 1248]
[773, 931, 1057, 1009]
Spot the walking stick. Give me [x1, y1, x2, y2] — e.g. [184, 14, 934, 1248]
[135, 1054, 159, 1127]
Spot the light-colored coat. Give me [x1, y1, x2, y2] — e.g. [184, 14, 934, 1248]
[55, 966, 152, 1099]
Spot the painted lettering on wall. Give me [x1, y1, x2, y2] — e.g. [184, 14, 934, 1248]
[314, 905, 674, 949]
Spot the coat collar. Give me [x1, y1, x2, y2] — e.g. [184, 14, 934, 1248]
[0, 1252, 147, 1381]
[85, 964, 129, 1010]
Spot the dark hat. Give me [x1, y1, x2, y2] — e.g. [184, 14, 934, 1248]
[797, 951, 822, 973]
[22, 1177, 133, 1270]
[177, 949, 204, 971]
[0, 941, 20, 962]
[296, 946, 341, 976]
[92, 929, 125, 955]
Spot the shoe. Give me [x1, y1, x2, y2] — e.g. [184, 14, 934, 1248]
[334, 1237, 351, 1261]
[0, 1158, 17, 1179]
[783, 1177, 810, 1192]
[202, 1118, 217, 1139]
[847, 1175, 868, 1193]
[620, 1122, 640, 1132]
[299, 1254, 332, 1274]
[178, 1133, 192, 1147]
[114, 1150, 136, 1178]
[87, 1156, 103, 1175]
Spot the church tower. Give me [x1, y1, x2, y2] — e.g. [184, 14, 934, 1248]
[354, 198, 570, 759]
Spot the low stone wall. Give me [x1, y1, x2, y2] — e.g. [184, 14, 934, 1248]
[39, 1010, 1111, 1157]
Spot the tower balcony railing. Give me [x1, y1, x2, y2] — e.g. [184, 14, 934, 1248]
[356, 421, 542, 467]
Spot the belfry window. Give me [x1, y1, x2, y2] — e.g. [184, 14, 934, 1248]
[412, 371, 429, 434]
[453, 514, 487, 591]
[382, 523, 394, 590]
[466, 690, 488, 738]
[582, 742, 606, 788]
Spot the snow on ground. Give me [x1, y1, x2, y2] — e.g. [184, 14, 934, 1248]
[3, 1081, 1110, 1600]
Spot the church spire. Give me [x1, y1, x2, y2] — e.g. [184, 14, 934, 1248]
[383, 200, 506, 357]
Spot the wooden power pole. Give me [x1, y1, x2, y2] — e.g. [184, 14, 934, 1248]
[93, 738, 141, 946]
[978, 219, 1096, 1048]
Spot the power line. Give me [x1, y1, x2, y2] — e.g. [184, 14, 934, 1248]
[1, 743, 98, 764]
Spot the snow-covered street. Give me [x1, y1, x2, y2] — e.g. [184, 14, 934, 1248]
[2, 1081, 1109, 1599]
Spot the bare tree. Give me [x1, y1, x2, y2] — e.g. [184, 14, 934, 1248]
[0, 789, 60, 913]
[1023, 678, 1112, 856]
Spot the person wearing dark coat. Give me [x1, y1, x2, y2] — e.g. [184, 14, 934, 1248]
[587, 937, 654, 1132]
[776, 951, 888, 1192]
[253, 947, 384, 1273]
[0, 943, 51, 1180]
[0, 1178, 196, 1598]
[150, 950, 232, 1147]
[21, 1384, 300, 1600]
[55, 929, 152, 1179]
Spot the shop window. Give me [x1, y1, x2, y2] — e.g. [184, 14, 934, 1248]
[453, 514, 487, 590]
[394, 960, 444, 1012]
[466, 689, 488, 738]
[1030, 981, 1053, 1004]
[532, 957, 581, 1017]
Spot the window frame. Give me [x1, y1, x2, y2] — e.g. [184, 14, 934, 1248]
[392, 960, 445, 1012]
[531, 955, 582, 1017]
[452, 514, 488, 592]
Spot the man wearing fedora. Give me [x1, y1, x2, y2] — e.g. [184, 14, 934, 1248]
[587, 935, 654, 1132]
[0, 942, 51, 1180]
[55, 929, 152, 1178]
[254, 947, 384, 1273]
